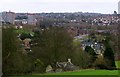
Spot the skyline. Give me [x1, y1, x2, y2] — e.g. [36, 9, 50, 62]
[0, 0, 120, 14]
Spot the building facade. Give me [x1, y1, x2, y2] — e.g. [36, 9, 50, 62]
[0, 13, 2, 26]
[118, 1, 120, 14]
[2, 11, 15, 24]
[27, 13, 37, 26]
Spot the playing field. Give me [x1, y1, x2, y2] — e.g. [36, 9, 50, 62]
[9, 69, 120, 77]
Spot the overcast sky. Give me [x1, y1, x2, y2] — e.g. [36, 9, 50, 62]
[0, 0, 120, 14]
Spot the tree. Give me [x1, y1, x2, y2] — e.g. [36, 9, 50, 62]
[103, 37, 116, 68]
[37, 18, 54, 29]
[93, 55, 107, 69]
[115, 22, 120, 60]
[85, 46, 97, 67]
[31, 27, 73, 72]
[72, 40, 91, 69]
[2, 27, 33, 75]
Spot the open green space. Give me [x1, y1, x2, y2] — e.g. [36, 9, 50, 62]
[9, 70, 119, 77]
[46, 70, 119, 75]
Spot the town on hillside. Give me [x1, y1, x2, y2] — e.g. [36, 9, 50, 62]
[1, 1, 120, 76]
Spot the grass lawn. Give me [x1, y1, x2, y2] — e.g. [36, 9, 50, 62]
[45, 70, 119, 75]
[9, 70, 119, 77]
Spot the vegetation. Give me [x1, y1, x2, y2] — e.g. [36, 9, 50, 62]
[8, 60, 120, 76]
[31, 27, 74, 72]
[9, 70, 119, 76]
[0, 28, 2, 76]
[102, 37, 116, 69]
[84, 46, 97, 67]
[20, 33, 32, 40]
[115, 61, 120, 68]
[2, 25, 118, 76]
[2, 27, 33, 76]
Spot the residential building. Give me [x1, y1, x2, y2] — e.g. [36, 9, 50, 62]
[0, 13, 2, 26]
[2, 11, 15, 24]
[27, 13, 37, 26]
[118, 1, 120, 14]
[15, 19, 28, 25]
[81, 39, 105, 55]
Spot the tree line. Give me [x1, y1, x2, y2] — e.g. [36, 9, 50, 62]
[2, 26, 116, 76]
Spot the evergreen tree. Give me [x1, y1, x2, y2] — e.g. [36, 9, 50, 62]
[103, 37, 116, 68]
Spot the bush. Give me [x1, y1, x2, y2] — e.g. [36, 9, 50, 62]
[20, 33, 32, 40]
[34, 59, 45, 73]
[93, 56, 107, 69]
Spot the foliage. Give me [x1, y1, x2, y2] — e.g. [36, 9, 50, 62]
[72, 42, 91, 68]
[33, 59, 45, 73]
[31, 27, 73, 72]
[93, 56, 107, 69]
[2, 27, 33, 75]
[102, 37, 116, 68]
[37, 18, 54, 29]
[20, 33, 32, 40]
[115, 61, 120, 68]
[72, 51, 91, 69]
[85, 46, 96, 61]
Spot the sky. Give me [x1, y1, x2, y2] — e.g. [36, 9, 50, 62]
[0, 0, 120, 14]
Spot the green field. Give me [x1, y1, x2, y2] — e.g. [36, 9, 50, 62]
[9, 70, 120, 77]
[46, 70, 119, 75]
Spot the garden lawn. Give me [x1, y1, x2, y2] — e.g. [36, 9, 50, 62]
[9, 70, 119, 77]
[46, 70, 119, 75]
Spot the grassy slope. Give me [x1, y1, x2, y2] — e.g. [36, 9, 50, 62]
[46, 70, 118, 75]
[9, 70, 119, 77]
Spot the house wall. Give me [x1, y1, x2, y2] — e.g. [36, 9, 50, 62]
[27, 14, 37, 26]
[118, 1, 120, 14]
[2, 11, 15, 24]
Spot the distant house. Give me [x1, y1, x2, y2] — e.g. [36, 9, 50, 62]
[15, 19, 27, 25]
[27, 13, 37, 26]
[0, 13, 2, 26]
[118, 1, 120, 14]
[2, 11, 15, 24]
[81, 39, 104, 55]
